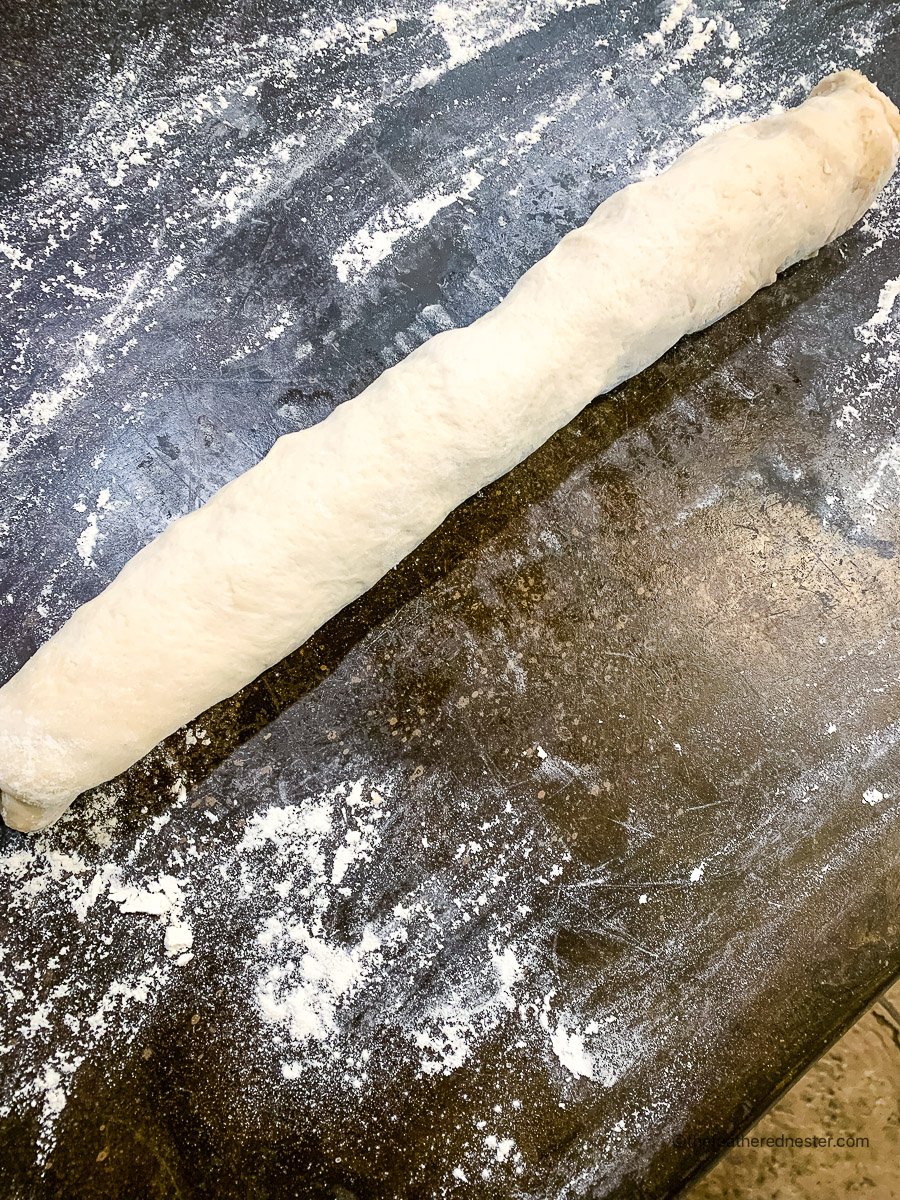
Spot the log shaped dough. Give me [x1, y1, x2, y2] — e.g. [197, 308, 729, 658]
[2, 70, 899, 831]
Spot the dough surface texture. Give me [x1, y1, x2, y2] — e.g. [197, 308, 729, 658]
[2, 70, 899, 831]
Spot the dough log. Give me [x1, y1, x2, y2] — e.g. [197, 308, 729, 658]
[2, 70, 899, 831]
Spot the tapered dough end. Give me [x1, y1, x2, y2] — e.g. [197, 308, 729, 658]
[812, 69, 900, 143]
[1, 790, 71, 833]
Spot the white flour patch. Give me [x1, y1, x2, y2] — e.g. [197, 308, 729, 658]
[536, 991, 626, 1086]
[857, 275, 900, 342]
[332, 169, 484, 283]
[0, 745, 621, 1170]
[409, 0, 578, 88]
[236, 774, 571, 1083]
[221, 306, 298, 366]
[108, 871, 194, 958]
[73, 487, 116, 567]
[549, 1024, 594, 1079]
[858, 443, 900, 504]
[75, 513, 100, 568]
[413, 941, 524, 1076]
[0, 8, 413, 461]
[0, 800, 179, 1157]
[514, 112, 555, 150]
[645, 3, 740, 85]
[257, 922, 382, 1041]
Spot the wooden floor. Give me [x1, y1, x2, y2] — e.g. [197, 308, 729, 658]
[685, 982, 900, 1199]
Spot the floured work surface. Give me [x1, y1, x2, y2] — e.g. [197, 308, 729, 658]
[1, 2, 900, 1197]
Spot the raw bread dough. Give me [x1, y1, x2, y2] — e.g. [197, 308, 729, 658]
[2, 70, 899, 831]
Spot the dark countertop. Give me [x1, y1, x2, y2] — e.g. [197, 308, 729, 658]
[1, 2, 900, 1197]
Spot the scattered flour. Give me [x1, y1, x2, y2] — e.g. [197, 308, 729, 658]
[857, 275, 900, 341]
[858, 443, 900, 504]
[332, 169, 484, 283]
[549, 1024, 595, 1080]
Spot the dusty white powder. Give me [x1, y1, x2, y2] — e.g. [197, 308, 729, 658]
[549, 1025, 595, 1080]
[409, 0, 581, 88]
[0, 779, 199, 1154]
[332, 169, 484, 283]
[858, 443, 900, 503]
[485, 1134, 517, 1162]
[257, 923, 381, 1040]
[857, 275, 900, 341]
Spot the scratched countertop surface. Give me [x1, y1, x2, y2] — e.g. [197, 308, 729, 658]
[2, 2, 900, 1197]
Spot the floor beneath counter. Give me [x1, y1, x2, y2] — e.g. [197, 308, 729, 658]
[685, 980, 900, 1200]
